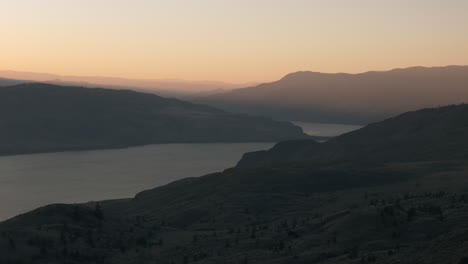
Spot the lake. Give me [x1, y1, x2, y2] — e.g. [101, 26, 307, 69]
[0, 143, 274, 221]
[293, 121, 363, 137]
[0, 122, 361, 221]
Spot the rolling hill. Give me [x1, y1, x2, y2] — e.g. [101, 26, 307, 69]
[0, 77, 28, 87]
[238, 104, 468, 167]
[0, 83, 307, 156]
[195, 66, 468, 124]
[0, 70, 254, 98]
[1, 104, 468, 263]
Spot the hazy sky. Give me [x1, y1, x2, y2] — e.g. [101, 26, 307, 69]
[1, 0, 467, 83]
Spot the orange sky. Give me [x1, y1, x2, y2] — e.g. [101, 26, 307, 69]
[1, 0, 467, 83]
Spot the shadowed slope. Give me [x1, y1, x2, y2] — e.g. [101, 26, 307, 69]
[238, 104, 468, 167]
[0, 83, 307, 156]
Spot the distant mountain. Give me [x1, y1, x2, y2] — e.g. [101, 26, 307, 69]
[195, 66, 468, 124]
[182, 88, 227, 99]
[0, 70, 255, 98]
[0, 77, 29, 86]
[1, 104, 468, 263]
[0, 83, 307, 156]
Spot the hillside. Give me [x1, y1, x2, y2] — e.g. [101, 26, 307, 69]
[1, 104, 468, 263]
[238, 104, 468, 167]
[0, 77, 28, 86]
[195, 66, 468, 124]
[0, 83, 307, 156]
[0, 70, 253, 98]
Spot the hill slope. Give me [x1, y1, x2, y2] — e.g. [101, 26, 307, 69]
[195, 66, 468, 124]
[0, 83, 307, 156]
[0, 77, 28, 86]
[1, 104, 468, 263]
[238, 104, 468, 167]
[0, 69, 254, 98]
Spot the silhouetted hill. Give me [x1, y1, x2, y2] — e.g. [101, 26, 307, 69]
[0, 77, 28, 86]
[1, 104, 468, 263]
[238, 104, 468, 167]
[195, 66, 468, 124]
[0, 83, 307, 156]
[0, 70, 253, 98]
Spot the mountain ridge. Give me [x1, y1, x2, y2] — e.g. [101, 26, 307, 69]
[195, 65, 468, 124]
[0, 83, 308, 156]
[0, 69, 257, 97]
[237, 104, 468, 168]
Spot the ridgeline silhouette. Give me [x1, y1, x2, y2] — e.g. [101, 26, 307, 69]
[0, 83, 307, 156]
[196, 66, 468, 124]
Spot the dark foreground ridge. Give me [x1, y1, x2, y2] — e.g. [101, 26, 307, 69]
[1, 104, 468, 263]
[0, 83, 308, 156]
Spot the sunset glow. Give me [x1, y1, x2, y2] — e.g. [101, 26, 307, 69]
[1, 0, 467, 83]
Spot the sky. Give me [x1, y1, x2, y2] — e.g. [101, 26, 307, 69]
[1, 0, 467, 83]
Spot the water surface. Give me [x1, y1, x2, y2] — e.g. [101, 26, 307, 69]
[0, 122, 362, 221]
[293, 121, 362, 137]
[0, 143, 273, 221]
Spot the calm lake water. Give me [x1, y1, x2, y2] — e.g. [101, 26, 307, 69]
[0, 143, 273, 221]
[293, 122, 362, 137]
[0, 122, 361, 221]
